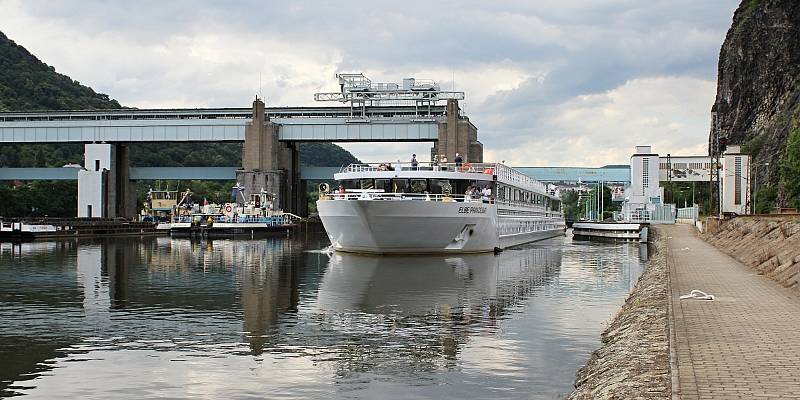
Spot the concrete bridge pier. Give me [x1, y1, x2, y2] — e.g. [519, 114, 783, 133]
[77, 143, 136, 218]
[237, 99, 302, 215]
[431, 99, 483, 163]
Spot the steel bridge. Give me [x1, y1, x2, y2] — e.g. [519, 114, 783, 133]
[0, 105, 446, 143]
[0, 73, 484, 218]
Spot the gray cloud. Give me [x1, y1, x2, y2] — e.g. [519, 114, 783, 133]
[0, 0, 739, 165]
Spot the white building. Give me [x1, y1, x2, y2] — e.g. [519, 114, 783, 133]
[621, 145, 751, 221]
[622, 146, 671, 222]
[720, 145, 750, 214]
[77, 143, 114, 218]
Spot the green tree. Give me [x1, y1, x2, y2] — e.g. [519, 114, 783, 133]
[753, 185, 778, 214]
[560, 190, 580, 221]
[780, 126, 800, 209]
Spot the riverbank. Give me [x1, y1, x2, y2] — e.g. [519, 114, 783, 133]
[702, 215, 800, 288]
[569, 230, 670, 399]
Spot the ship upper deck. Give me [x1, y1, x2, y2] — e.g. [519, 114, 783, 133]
[334, 162, 554, 198]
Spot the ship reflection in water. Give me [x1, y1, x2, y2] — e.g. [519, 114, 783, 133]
[0, 231, 645, 399]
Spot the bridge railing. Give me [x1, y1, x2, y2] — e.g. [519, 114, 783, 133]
[0, 105, 449, 122]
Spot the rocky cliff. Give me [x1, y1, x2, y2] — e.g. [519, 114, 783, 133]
[711, 0, 800, 185]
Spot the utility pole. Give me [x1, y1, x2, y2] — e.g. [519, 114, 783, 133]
[710, 134, 725, 218]
[667, 153, 672, 204]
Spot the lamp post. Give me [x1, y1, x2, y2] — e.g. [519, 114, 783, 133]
[680, 187, 690, 208]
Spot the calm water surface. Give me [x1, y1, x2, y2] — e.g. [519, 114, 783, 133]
[0, 229, 646, 399]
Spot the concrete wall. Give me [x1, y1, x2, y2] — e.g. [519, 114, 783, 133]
[703, 216, 800, 288]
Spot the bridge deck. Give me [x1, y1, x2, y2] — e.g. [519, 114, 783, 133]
[0, 106, 445, 143]
[0, 166, 340, 181]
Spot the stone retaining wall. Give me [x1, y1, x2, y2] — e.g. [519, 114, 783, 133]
[569, 231, 670, 399]
[702, 216, 800, 289]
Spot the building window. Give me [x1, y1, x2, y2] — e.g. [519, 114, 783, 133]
[642, 158, 649, 189]
[734, 156, 742, 205]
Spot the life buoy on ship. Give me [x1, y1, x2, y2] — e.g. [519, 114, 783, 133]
[224, 204, 233, 213]
[483, 168, 494, 175]
[460, 163, 473, 173]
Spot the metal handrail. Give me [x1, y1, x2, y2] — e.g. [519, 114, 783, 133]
[337, 162, 554, 197]
[340, 162, 498, 173]
[172, 214, 291, 225]
[321, 192, 495, 203]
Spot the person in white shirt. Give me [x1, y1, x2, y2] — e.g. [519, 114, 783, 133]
[481, 186, 492, 203]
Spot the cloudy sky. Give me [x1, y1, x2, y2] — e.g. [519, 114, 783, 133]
[0, 0, 740, 166]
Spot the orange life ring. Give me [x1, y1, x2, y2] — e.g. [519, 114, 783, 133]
[460, 163, 473, 172]
[224, 204, 233, 213]
[483, 168, 494, 174]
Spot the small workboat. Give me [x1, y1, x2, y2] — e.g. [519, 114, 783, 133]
[143, 186, 299, 237]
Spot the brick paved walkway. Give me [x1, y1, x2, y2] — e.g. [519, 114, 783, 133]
[664, 224, 800, 399]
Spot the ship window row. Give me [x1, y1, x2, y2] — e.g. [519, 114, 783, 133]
[338, 178, 491, 195]
[498, 218, 565, 235]
[497, 209, 556, 217]
[495, 184, 560, 212]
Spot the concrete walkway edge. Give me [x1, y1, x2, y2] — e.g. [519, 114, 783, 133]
[663, 224, 800, 399]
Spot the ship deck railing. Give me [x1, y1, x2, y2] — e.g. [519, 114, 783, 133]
[339, 162, 550, 195]
[340, 162, 499, 174]
[172, 214, 292, 226]
[322, 191, 494, 203]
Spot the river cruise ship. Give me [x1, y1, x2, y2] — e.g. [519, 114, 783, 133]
[317, 162, 565, 254]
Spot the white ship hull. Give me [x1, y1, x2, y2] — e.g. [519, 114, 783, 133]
[318, 199, 564, 254]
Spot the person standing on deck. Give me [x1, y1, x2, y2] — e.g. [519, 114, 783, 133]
[454, 153, 463, 167]
[465, 186, 475, 202]
[411, 154, 418, 170]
